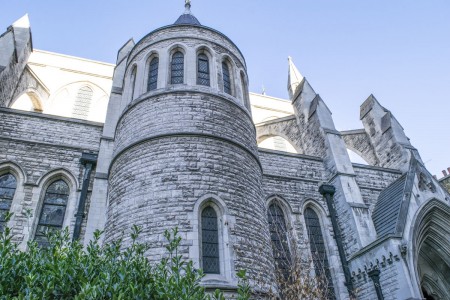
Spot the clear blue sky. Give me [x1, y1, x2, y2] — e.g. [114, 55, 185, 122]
[2, 0, 450, 177]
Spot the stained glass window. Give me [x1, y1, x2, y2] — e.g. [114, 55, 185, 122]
[35, 180, 69, 247]
[171, 51, 184, 84]
[0, 173, 16, 231]
[222, 62, 231, 95]
[201, 206, 220, 274]
[147, 57, 159, 91]
[197, 54, 210, 86]
[72, 86, 93, 119]
[268, 203, 290, 274]
[304, 208, 336, 299]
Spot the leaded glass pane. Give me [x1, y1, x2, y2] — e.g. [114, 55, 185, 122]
[147, 57, 159, 91]
[171, 52, 184, 84]
[36, 180, 69, 247]
[72, 86, 93, 119]
[0, 173, 16, 230]
[268, 203, 290, 273]
[197, 54, 210, 86]
[222, 62, 231, 95]
[201, 206, 220, 274]
[305, 208, 336, 299]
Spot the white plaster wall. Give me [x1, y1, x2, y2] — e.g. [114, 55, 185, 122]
[12, 50, 114, 122]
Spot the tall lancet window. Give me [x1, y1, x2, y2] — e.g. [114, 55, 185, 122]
[171, 51, 184, 84]
[201, 206, 220, 274]
[0, 173, 17, 231]
[268, 203, 290, 275]
[35, 180, 70, 247]
[304, 207, 335, 299]
[130, 66, 137, 100]
[197, 53, 210, 86]
[72, 86, 93, 119]
[147, 57, 159, 91]
[222, 62, 232, 95]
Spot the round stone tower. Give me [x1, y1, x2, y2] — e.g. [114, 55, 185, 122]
[104, 3, 274, 290]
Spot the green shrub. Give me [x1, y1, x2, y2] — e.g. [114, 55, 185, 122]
[0, 213, 249, 300]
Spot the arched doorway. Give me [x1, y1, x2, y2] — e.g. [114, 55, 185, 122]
[414, 200, 450, 300]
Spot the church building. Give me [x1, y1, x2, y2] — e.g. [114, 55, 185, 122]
[0, 3, 449, 299]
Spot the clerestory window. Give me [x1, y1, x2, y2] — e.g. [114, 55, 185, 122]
[222, 61, 232, 95]
[197, 53, 210, 86]
[147, 57, 159, 91]
[171, 51, 184, 84]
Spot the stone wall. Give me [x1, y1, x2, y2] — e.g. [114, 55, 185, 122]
[353, 164, 402, 212]
[0, 108, 102, 246]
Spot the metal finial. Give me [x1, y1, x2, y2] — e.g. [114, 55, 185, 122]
[185, 0, 191, 13]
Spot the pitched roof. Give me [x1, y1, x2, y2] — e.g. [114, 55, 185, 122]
[174, 13, 201, 25]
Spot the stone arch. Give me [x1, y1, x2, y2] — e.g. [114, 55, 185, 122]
[220, 54, 236, 96]
[143, 51, 160, 92]
[239, 70, 250, 109]
[167, 44, 187, 85]
[21, 168, 79, 248]
[190, 194, 234, 284]
[0, 161, 27, 228]
[302, 200, 338, 298]
[411, 199, 450, 300]
[347, 148, 369, 165]
[10, 89, 44, 112]
[258, 134, 299, 153]
[195, 45, 215, 88]
[48, 81, 109, 122]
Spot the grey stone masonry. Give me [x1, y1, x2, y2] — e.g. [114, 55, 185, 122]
[0, 108, 102, 247]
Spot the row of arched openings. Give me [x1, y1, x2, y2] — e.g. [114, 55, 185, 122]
[0, 173, 68, 247]
[268, 202, 336, 299]
[130, 51, 248, 103]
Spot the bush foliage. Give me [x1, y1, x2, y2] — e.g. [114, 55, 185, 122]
[0, 213, 249, 300]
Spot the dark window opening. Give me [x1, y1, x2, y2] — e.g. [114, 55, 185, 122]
[201, 206, 220, 274]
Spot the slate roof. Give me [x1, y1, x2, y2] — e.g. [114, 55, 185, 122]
[174, 13, 201, 26]
[372, 174, 408, 237]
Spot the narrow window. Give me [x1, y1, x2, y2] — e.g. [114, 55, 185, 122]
[35, 180, 70, 247]
[171, 51, 184, 84]
[130, 66, 137, 100]
[72, 86, 93, 119]
[197, 53, 210, 86]
[240, 72, 249, 107]
[222, 62, 232, 95]
[147, 57, 159, 91]
[201, 206, 220, 274]
[304, 208, 335, 298]
[268, 203, 290, 275]
[0, 173, 17, 231]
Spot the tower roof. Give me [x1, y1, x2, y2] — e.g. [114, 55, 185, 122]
[174, 0, 201, 25]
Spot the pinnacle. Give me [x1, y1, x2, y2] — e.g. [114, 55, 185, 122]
[287, 56, 304, 99]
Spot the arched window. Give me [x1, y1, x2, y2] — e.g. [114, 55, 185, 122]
[171, 51, 184, 84]
[72, 86, 93, 119]
[35, 180, 70, 247]
[222, 61, 232, 95]
[304, 207, 335, 298]
[197, 53, 210, 86]
[0, 173, 17, 231]
[268, 203, 290, 274]
[147, 57, 159, 91]
[201, 206, 220, 274]
[130, 66, 137, 100]
[240, 72, 249, 107]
